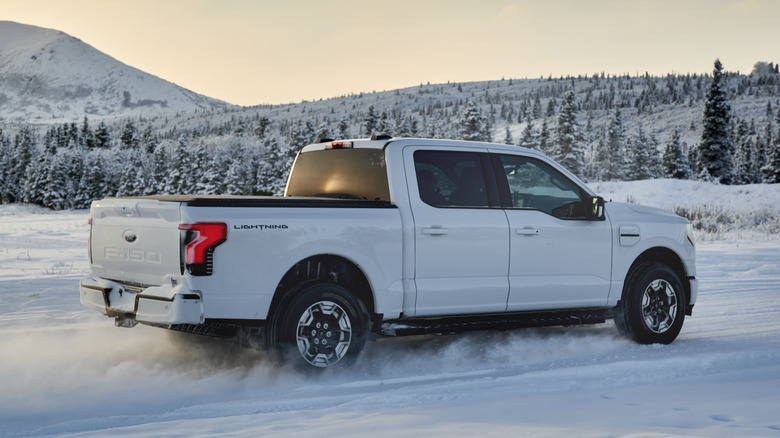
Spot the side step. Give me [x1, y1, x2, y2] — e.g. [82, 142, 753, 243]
[378, 309, 608, 337]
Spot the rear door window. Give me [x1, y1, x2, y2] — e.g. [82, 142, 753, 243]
[413, 150, 489, 208]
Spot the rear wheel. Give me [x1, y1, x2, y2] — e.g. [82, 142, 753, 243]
[273, 283, 368, 369]
[615, 262, 686, 344]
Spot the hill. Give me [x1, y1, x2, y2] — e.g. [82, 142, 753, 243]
[0, 21, 231, 123]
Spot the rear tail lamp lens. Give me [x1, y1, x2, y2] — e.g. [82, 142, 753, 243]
[179, 223, 227, 276]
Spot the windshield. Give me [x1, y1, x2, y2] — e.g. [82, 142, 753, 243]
[285, 148, 391, 202]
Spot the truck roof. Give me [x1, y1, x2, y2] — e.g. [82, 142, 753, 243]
[300, 137, 544, 158]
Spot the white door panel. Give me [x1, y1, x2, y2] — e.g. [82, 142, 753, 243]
[505, 207, 612, 310]
[405, 147, 510, 317]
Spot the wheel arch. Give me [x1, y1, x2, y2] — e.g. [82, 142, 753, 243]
[622, 247, 691, 312]
[267, 254, 375, 324]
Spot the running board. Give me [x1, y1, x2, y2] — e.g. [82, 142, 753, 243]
[378, 309, 608, 337]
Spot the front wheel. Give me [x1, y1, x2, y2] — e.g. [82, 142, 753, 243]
[273, 283, 368, 369]
[615, 262, 686, 344]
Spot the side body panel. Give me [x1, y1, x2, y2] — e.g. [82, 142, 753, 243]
[603, 202, 697, 307]
[180, 205, 404, 320]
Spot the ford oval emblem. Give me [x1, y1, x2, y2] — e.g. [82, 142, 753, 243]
[123, 231, 137, 243]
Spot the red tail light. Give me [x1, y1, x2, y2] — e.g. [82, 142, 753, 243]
[179, 223, 227, 276]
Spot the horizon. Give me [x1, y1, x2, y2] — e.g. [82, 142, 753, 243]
[2, 0, 779, 106]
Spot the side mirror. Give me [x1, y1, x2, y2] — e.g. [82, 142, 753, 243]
[585, 196, 606, 220]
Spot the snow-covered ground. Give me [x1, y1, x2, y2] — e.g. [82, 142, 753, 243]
[1, 180, 779, 437]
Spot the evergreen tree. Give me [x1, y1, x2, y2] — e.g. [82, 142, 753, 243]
[364, 105, 379, 136]
[149, 143, 170, 195]
[531, 95, 542, 119]
[120, 121, 140, 149]
[202, 152, 231, 195]
[4, 127, 36, 203]
[552, 90, 584, 176]
[762, 110, 780, 183]
[697, 59, 735, 184]
[94, 121, 112, 149]
[598, 108, 629, 180]
[377, 111, 391, 135]
[255, 138, 282, 195]
[254, 116, 271, 138]
[0, 131, 12, 204]
[517, 124, 538, 149]
[22, 141, 48, 205]
[337, 117, 350, 139]
[81, 117, 96, 149]
[538, 119, 551, 154]
[458, 101, 489, 141]
[166, 136, 194, 194]
[141, 126, 159, 155]
[629, 124, 659, 180]
[192, 144, 209, 195]
[116, 151, 144, 197]
[42, 151, 70, 210]
[733, 119, 758, 184]
[503, 126, 513, 145]
[662, 129, 691, 179]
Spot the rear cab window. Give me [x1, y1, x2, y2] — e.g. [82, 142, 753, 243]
[286, 148, 390, 201]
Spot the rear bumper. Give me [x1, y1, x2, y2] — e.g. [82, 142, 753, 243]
[79, 274, 204, 326]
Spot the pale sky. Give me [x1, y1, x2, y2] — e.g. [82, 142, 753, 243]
[2, 0, 778, 106]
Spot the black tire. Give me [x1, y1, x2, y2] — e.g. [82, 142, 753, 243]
[615, 262, 686, 344]
[273, 283, 368, 369]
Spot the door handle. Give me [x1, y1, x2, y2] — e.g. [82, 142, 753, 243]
[516, 227, 539, 235]
[422, 227, 449, 235]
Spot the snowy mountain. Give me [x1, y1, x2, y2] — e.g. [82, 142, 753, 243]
[0, 21, 231, 123]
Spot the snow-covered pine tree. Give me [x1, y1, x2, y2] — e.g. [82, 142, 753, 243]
[141, 126, 159, 155]
[224, 159, 244, 195]
[364, 105, 379, 136]
[517, 123, 538, 150]
[732, 119, 758, 184]
[458, 101, 489, 142]
[22, 139, 49, 205]
[662, 129, 691, 179]
[0, 131, 12, 204]
[42, 151, 71, 210]
[192, 144, 209, 195]
[538, 119, 551, 155]
[598, 107, 629, 181]
[762, 110, 780, 183]
[81, 117, 95, 149]
[94, 121, 112, 149]
[120, 121, 140, 149]
[254, 116, 271, 138]
[143, 143, 161, 195]
[503, 127, 513, 145]
[202, 152, 231, 195]
[116, 150, 144, 197]
[255, 138, 281, 196]
[166, 136, 194, 194]
[629, 124, 659, 180]
[552, 90, 584, 176]
[377, 111, 391, 135]
[5, 127, 35, 203]
[697, 59, 735, 184]
[337, 117, 350, 139]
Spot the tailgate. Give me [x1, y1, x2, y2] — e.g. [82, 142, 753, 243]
[90, 198, 182, 286]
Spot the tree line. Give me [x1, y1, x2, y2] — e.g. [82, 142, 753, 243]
[1, 60, 779, 210]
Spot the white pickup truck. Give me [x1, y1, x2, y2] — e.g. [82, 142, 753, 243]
[80, 137, 698, 369]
